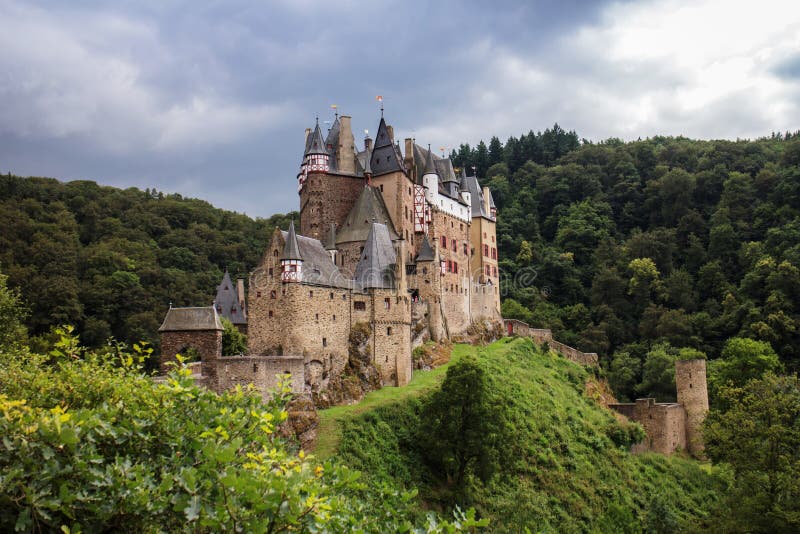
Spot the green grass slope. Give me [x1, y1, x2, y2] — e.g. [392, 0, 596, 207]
[321, 337, 728, 532]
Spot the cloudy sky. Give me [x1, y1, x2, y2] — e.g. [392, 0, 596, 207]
[1, 0, 799, 217]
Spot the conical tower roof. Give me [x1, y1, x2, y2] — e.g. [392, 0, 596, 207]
[281, 220, 303, 260]
[459, 167, 470, 191]
[304, 120, 327, 156]
[423, 145, 437, 176]
[354, 223, 397, 289]
[214, 270, 246, 325]
[337, 185, 399, 243]
[369, 116, 405, 176]
[415, 235, 435, 262]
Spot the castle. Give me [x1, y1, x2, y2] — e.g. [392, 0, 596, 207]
[159, 109, 502, 399]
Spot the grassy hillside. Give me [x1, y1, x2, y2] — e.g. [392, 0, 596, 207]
[320, 338, 727, 532]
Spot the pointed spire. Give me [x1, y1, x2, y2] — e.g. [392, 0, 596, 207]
[304, 119, 327, 156]
[374, 117, 392, 149]
[423, 144, 437, 176]
[325, 224, 337, 250]
[281, 220, 302, 260]
[459, 167, 469, 191]
[415, 235, 435, 262]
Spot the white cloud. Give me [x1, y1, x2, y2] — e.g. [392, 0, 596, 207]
[0, 1, 292, 153]
[412, 0, 800, 150]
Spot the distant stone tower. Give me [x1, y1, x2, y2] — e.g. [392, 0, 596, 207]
[675, 359, 709, 457]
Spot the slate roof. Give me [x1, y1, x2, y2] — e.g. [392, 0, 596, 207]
[463, 175, 496, 220]
[354, 223, 397, 289]
[159, 306, 223, 332]
[337, 185, 399, 244]
[416, 235, 435, 262]
[305, 121, 327, 156]
[281, 220, 302, 260]
[214, 271, 246, 325]
[280, 230, 350, 288]
[325, 117, 340, 170]
[370, 117, 406, 176]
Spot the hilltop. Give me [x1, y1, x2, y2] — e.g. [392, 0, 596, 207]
[320, 337, 726, 532]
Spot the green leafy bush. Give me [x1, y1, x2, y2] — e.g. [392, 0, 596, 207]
[0, 329, 484, 533]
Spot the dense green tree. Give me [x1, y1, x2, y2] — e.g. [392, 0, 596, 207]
[421, 356, 505, 489]
[704, 374, 800, 532]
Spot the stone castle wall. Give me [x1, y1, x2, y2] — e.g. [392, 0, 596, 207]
[160, 330, 222, 373]
[300, 172, 364, 241]
[610, 399, 687, 455]
[367, 288, 412, 386]
[470, 283, 501, 321]
[504, 321, 599, 367]
[213, 355, 305, 400]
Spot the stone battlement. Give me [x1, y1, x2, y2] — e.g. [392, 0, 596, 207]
[504, 320, 599, 367]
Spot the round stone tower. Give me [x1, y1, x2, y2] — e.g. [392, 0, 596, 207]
[675, 358, 709, 457]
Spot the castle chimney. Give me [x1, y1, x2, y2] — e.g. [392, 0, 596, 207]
[236, 278, 246, 319]
[404, 138, 415, 178]
[338, 115, 356, 174]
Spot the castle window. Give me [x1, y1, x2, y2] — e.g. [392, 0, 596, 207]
[384, 297, 390, 310]
[387, 327, 392, 335]
[269, 310, 273, 318]
[322, 338, 327, 347]
[270, 290, 276, 299]
[354, 301, 366, 311]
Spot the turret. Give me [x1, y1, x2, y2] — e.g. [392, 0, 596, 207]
[675, 359, 709, 458]
[422, 145, 438, 203]
[301, 119, 329, 175]
[281, 221, 303, 283]
[459, 169, 472, 207]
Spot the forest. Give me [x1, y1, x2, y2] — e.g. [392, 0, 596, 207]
[0, 175, 293, 355]
[450, 127, 800, 402]
[2, 128, 800, 531]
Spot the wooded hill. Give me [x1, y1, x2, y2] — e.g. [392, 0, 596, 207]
[0, 175, 293, 353]
[452, 129, 800, 401]
[3, 129, 800, 392]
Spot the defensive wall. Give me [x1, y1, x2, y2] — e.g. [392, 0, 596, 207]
[504, 319, 599, 367]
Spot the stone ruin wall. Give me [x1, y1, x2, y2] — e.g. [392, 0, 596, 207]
[160, 330, 222, 373]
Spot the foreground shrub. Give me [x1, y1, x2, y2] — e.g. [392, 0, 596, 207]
[0, 330, 484, 533]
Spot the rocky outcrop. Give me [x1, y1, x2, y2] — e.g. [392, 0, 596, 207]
[313, 322, 382, 408]
[280, 395, 319, 451]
